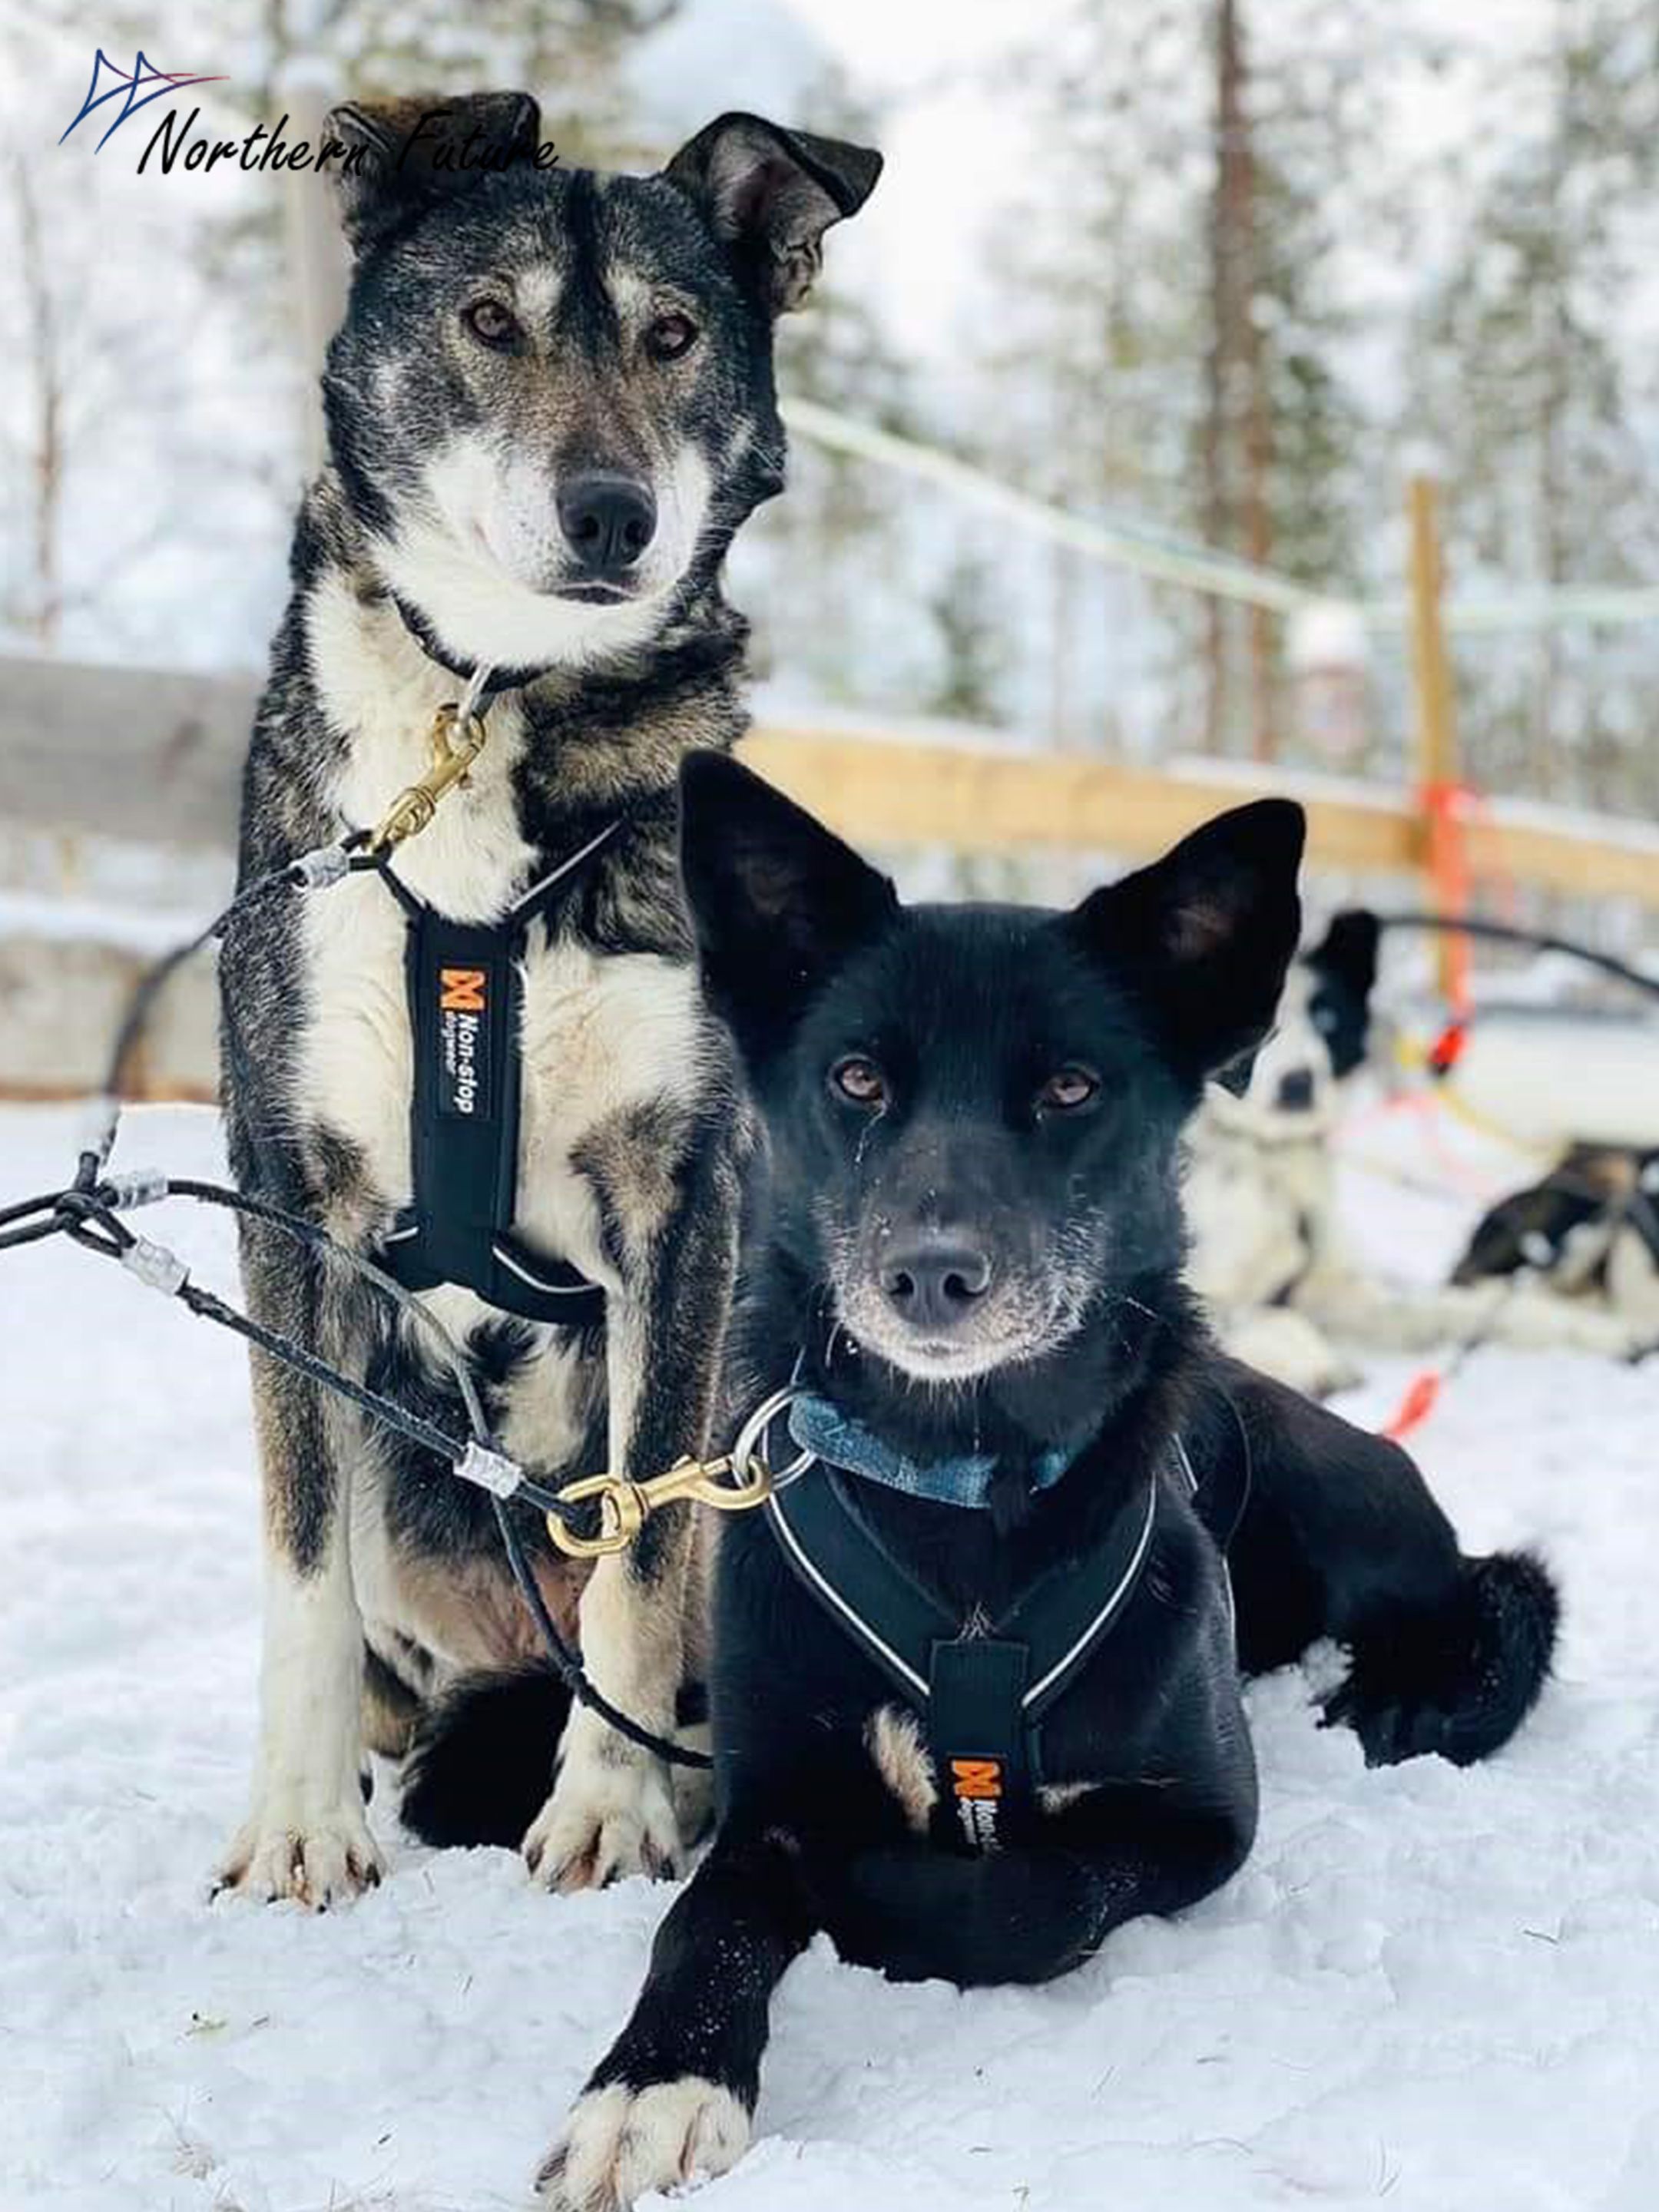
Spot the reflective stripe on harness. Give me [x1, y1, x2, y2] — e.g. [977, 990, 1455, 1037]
[373, 825, 621, 1329]
[765, 1458, 1162, 1856]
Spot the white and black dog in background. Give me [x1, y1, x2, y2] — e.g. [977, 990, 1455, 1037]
[499, 760, 1557, 2210]
[216, 92, 878, 1906]
[1454, 1141, 1659, 1333]
[1184, 910, 1649, 1392]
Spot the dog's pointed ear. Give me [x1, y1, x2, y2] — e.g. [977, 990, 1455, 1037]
[326, 92, 541, 253]
[679, 753, 898, 1062]
[664, 112, 881, 313]
[1069, 800, 1306, 1084]
[1210, 1047, 1260, 1101]
[1306, 907, 1380, 1003]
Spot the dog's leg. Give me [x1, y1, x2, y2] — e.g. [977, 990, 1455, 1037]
[828, 1779, 1256, 1989]
[217, 1246, 382, 1906]
[538, 1832, 813, 2209]
[1221, 1360, 1561, 1764]
[1299, 1265, 1645, 1360]
[524, 1128, 739, 1892]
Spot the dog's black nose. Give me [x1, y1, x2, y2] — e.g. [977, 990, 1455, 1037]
[881, 1237, 994, 1329]
[1276, 1068, 1316, 1112]
[557, 473, 655, 575]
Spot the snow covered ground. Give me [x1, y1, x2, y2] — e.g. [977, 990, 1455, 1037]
[2, 1099, 1656, 2212]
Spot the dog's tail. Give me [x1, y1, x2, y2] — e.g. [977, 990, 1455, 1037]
[1324, 1549, 1560, 1768]
[401, 1665, 568, 1849]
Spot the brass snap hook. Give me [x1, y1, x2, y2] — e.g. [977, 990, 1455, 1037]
[369, 704, 490, 856]
[545, 1471, 650, 1560]
[545, 1450, 774, 1560]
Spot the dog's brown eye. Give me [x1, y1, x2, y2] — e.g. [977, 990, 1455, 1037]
[463, 298, 522, 348]
[1040, 1067, 1099, 1111]
[832, 1056, 886, 1106]
[646, 312, 699, 362]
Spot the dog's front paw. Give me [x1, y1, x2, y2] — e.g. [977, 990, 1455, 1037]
[522, 1724, 680, 1892]
[538, 2079, 750, 2211]
[214, 1796, 384, 1909]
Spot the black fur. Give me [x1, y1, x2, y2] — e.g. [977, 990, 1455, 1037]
[525, 761, 1559, 2200]
[1303, 908, 1381, 1078]
[403, 1667, 568, 1849]
[1323, 1551, 1561, 1767]
[402, 1671, 710, 1850]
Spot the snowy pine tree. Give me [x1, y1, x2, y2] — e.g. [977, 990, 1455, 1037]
[1403, 2, 1659, 812]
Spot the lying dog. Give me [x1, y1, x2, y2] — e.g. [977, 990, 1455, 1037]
[1454, 1143, 1659, 1335]
[524, 762, 1558, 2208]
[216, 93, 878, 1905]
[1184, 910, 1649, 1391]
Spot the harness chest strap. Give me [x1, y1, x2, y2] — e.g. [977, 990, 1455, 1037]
[374, 824, 620, 1329]
[765, 1458, 1167, 1855]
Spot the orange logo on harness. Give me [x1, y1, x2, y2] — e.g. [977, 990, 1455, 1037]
[439, 967, 487, 1014]
[950, 1758, 1003, 1802]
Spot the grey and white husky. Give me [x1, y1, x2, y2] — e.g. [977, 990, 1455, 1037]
[215, 91, 879, 1906]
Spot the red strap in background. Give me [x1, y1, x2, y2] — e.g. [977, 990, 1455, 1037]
[1381, 1367, 1442, 1442]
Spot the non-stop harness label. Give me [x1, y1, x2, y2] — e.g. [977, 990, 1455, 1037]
[437, 964, 491, 1118]
[950, 1757, 1005, 1851]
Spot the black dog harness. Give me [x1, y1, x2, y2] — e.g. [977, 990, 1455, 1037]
[766, 1447, 1185, 1855]
[757, 1389, 1252, 1856]
[374, 826, 619, 1330]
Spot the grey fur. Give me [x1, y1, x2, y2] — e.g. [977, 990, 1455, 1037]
[216, 91, 879, 1903]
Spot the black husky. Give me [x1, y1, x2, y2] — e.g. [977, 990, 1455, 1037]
[518, 757, 1559, 2209]
[215, 94, 877, 1908]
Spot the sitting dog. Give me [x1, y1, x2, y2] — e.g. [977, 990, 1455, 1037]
[528, 761, 1558, 2208]
[1184, 910, 1381, 1392]
[1184, 910, 1649, 1391]
[216, 93, 878, 1905]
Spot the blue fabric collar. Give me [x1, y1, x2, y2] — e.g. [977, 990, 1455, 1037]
[786, 1391, 1076, 1511]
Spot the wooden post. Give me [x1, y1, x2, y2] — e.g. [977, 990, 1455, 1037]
[1406, 474, 1468, 1003]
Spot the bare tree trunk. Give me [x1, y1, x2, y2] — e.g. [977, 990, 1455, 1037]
[1204, 0, 1273, 758]
[1226, 2, 1274, 760]
[1536, 292, 1567, 805]
[1243, 320, 1276, 760]
[1201, 5, 1233, 753]
[1534, 1, 1573, 804]
[14, 161, 62, 651]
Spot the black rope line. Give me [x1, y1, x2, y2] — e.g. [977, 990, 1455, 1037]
[1375, 911, 1659, 1004]
[166, 1175, 495, 1447]
[491, 1495, 710, 1768]
[0, 1210, 72, 1252]
[0, 833, 711, 1773]
[0, 1188, 69, 1231]
[2, 1157, 710, 1768]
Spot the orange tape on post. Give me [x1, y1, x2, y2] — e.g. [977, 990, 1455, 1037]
[1420, 778, 1478, 1017]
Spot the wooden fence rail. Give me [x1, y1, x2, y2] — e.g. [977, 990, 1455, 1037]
[2, 654, 1657, 906]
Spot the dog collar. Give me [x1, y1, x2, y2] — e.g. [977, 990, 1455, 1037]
[387, 588, 557, 697]
[785, 1390, 1075, 1509]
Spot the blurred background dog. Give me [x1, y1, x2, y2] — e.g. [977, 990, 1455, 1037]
[1187, 910, 1659, 1395]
